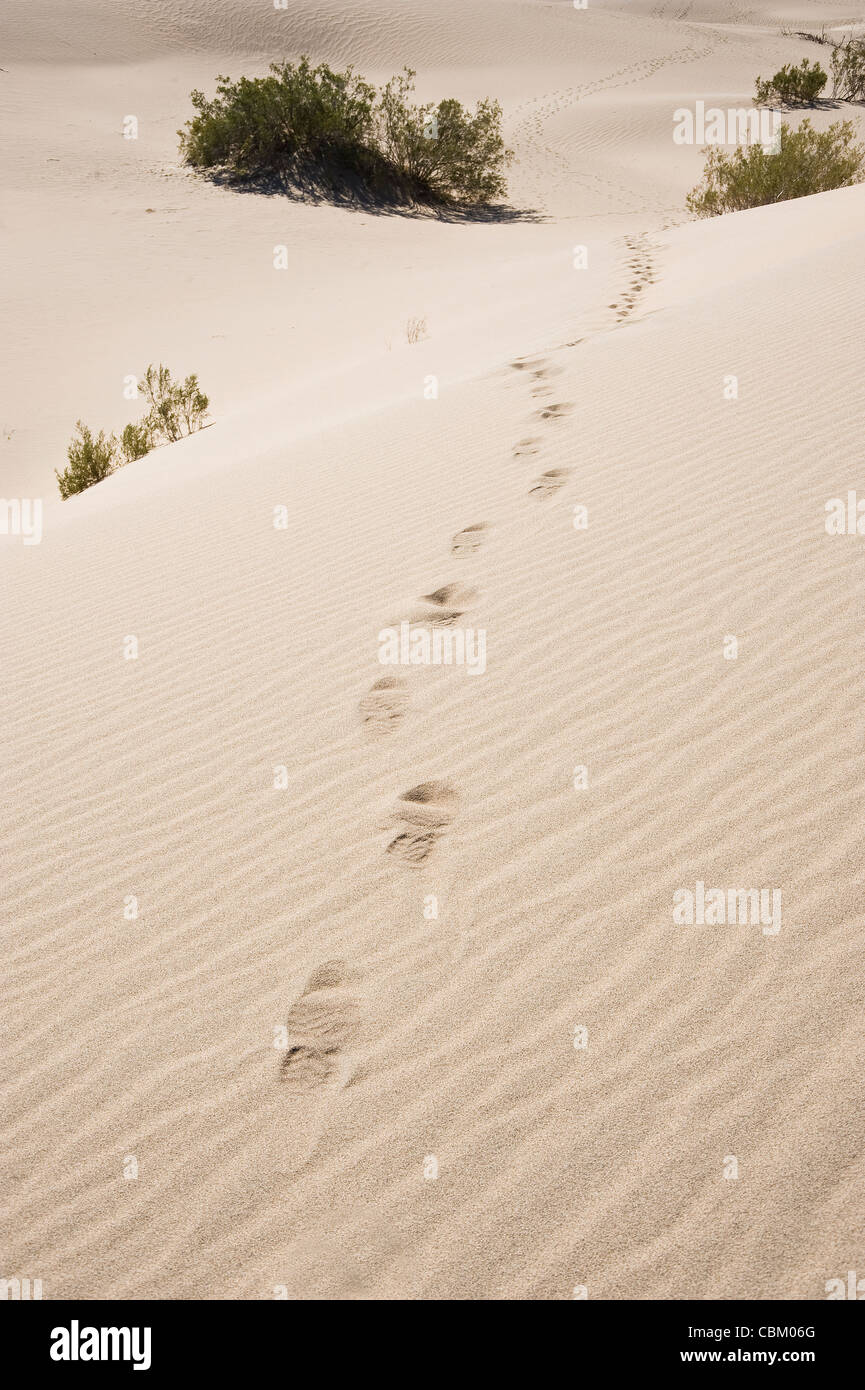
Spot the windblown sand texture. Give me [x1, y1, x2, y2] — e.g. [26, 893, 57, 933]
[2, 0, 865, 1300]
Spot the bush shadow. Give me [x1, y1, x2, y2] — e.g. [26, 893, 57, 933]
[203, 166, 545, 223]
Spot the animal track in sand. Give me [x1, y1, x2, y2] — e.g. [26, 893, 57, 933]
[279, 960, 360, 1091]
[534, 401, 574, 422]
[530, 468, 572, 499]
[387, 781, 459, 866]
[359, 675, 408, 733]
[451, 522, 489, 556]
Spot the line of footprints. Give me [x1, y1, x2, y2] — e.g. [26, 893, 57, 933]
[279, 355, 575, 1087]
[363, 352, 574, 861]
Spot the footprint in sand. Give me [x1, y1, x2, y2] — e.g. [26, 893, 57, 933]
[534, 401, 574, 422]
[387, 781, 459, 866]
[509, 356, 547, 373]
[399, 581, 479, 629]
[451, 522, 489, 556]
[363, 588, 478, 733]
[513, 437, 542, 459]
[529, 363, 564, 396]
[279, 959, 360, 1091]
[512, 357, 564, 398]
[421, 582, 478, 609]
[359, 675, 408, 733]
[610, 233, 657, 322]
[529, 468, 572, 499]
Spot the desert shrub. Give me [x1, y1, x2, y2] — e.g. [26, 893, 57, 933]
[57, 366, 210, 498]
[179, 59, 378, 186]
[375, 69, 512, 203]
[686, 118, 865, 217]
[780, 26, 831, 47]
[755, 59, 827, 106]
[138, 364, 210, 443]
[55, 421, 117, 498]
[179, 58, 512, 206]
[831, 37, 865, 102]
[120, 421, 152, 463]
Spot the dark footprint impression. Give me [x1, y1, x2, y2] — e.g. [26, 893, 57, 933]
[534, 402, 574, 422]
[359, 675, 408, 733]
[610, 233, 657, 322]
[451, 522, 489, 556]
[400, 582, 479, 629]
[387, 780, 459, 866]
[279, 959, 360, 1092]
[529, 468, 572, 499]
[421, 582, 478, 609]
[513, 437, 542, 459]
[511, 357, 563, 399]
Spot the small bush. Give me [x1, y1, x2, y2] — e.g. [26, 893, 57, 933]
[179, 59, 378, 186]
[755, 59, 827, 107]
[55, 421, 117, 498]
[57, 365, 211, 498]
[780, 26, 831, 47]
[406, 315, 427, 344]
[831, 37, 865, 102]
[377, 69, 511, 203]
[179, 58, 513, 206]
[686, 118, 865, 217]
[138, 364, 210, 443]
[120, 421, 152, 464]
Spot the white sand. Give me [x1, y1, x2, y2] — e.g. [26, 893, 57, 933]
[2, 0, 864, 1299]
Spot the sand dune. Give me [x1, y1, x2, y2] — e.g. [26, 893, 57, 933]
[2, 0, 865, 1300]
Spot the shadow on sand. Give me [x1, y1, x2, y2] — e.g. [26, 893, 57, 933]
[201, 166, 546, 224]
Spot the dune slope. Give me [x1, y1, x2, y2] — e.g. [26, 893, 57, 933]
[2, 0, 865, 1300]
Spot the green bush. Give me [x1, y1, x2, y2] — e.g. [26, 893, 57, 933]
[179, 59, 378, 185]
[55, 421, 118, 498]
[755, 59, 827, 107]
[120, 421, 152, 464]
[178, 58, 513, 206]
[686, 118, 865, 217]
[57, 365, 211, 498]
[376, 69, 510, 203]
[831, 37, 865, 102]
[138, 364, 209, 443]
